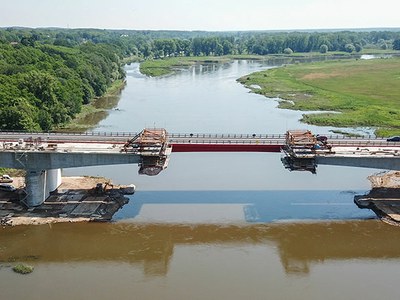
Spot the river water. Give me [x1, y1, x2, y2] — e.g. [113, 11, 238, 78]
[1, 59, 399, 300]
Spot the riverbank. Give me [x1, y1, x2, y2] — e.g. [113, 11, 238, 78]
[137, 51, 399, 77]
[238, 56, 400, 137]
[0, 176, 135, 226]
[58, 79, 127, 132]
[139, 53, 328, 77]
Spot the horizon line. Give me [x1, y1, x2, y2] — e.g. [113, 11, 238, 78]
[2, 26, 400, 33]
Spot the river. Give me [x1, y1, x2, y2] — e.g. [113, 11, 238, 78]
[1, 59, 399, 300]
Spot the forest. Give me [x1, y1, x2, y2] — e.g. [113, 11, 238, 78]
[0, 27, 399, 131]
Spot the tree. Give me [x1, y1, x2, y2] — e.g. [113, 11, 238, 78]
[20, 36, 35, 47]
[319, 44, 328, 53]
[393, 39, 400, 50]
[175, 39, 191, 56]
[344, 43, 356, 53]
[283, 48, 293, 55]
[0, 98, 40, 131]
[191, 37, 203, 56]
[215, 42, 224, 56]
[222, 39, 234, 55]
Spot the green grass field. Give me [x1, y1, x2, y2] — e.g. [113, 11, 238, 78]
[238, 57, 400, 136]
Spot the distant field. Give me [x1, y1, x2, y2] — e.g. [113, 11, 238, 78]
[238, 57, 400, 136]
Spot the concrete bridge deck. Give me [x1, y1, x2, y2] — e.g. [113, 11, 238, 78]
[0, 130, 399, 208]
[0, 131, 398, 150]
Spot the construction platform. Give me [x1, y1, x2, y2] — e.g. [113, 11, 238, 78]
[0, 177, 135, 226]
[123, 128, 171, 176]
[355, 171, 400, 226]
[281, 130, 332, 173]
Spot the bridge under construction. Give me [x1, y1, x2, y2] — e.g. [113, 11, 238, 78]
[0, 128, 399, 207]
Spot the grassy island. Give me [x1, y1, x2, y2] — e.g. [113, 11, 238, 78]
[238, 57, 400, 136]
[139, 56, 233, 77]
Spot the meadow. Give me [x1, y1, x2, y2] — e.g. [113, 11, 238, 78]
[238, 57, 400, 136]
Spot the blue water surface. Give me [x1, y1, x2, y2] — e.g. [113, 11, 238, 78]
[114, 190, 375, 223]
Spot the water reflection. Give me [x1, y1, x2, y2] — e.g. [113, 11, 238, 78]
[74, 82, 126, 129]
[114, 190, 374, 222]
[0, 221, 398, 277]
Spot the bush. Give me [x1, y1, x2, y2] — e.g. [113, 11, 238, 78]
[345, 43, 356, 53]
[319, 44, 328, 53]
[12, 263, 34, 274]
[283, 48, 293, 55]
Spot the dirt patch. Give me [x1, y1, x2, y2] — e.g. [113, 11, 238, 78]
[301, 72, 343, 80]
[7, 217, 90, 226]
[10, 177, 24, 189]
[59, 176, 116, 190]
[368, 171, 400, 189]
[11, 176, 115, 191]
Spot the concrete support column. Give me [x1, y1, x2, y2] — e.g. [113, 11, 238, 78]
[25, 169, 47, 207]
[24, 168, 62, 207]
[46, 168, 62, 194]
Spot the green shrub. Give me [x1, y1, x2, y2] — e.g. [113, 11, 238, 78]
[12, 263, 34, 274]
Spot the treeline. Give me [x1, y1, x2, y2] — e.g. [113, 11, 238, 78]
[0, 27, 399, 131]
[1, 28, 400, 58]
[150, 31, 400, 57]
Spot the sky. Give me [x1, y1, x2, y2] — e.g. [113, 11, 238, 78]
[1, 0, 399, 31]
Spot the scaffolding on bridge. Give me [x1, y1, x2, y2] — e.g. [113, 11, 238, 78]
[123, 128, 171, 176]
[281, 130, 333, 174]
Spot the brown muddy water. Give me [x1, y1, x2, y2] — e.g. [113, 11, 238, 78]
[1, 220, 400, 300]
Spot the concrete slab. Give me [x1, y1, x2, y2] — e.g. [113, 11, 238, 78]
[70, 202, 102, 216]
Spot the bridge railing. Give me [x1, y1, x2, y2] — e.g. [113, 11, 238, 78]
[0, 130, 388, 139]
[168, 133, 289, 139]
[0, 130, 140, 137]
[167, 132, 390, 141]
[0, 131, 394, 145]
[169, 139, 281, 145]
[168, 138, 396, 147]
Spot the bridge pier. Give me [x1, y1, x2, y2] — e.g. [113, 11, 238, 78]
[0, 133, 163, 207]
[23, 168, 62, 207]
[0, 149, 142, 207]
